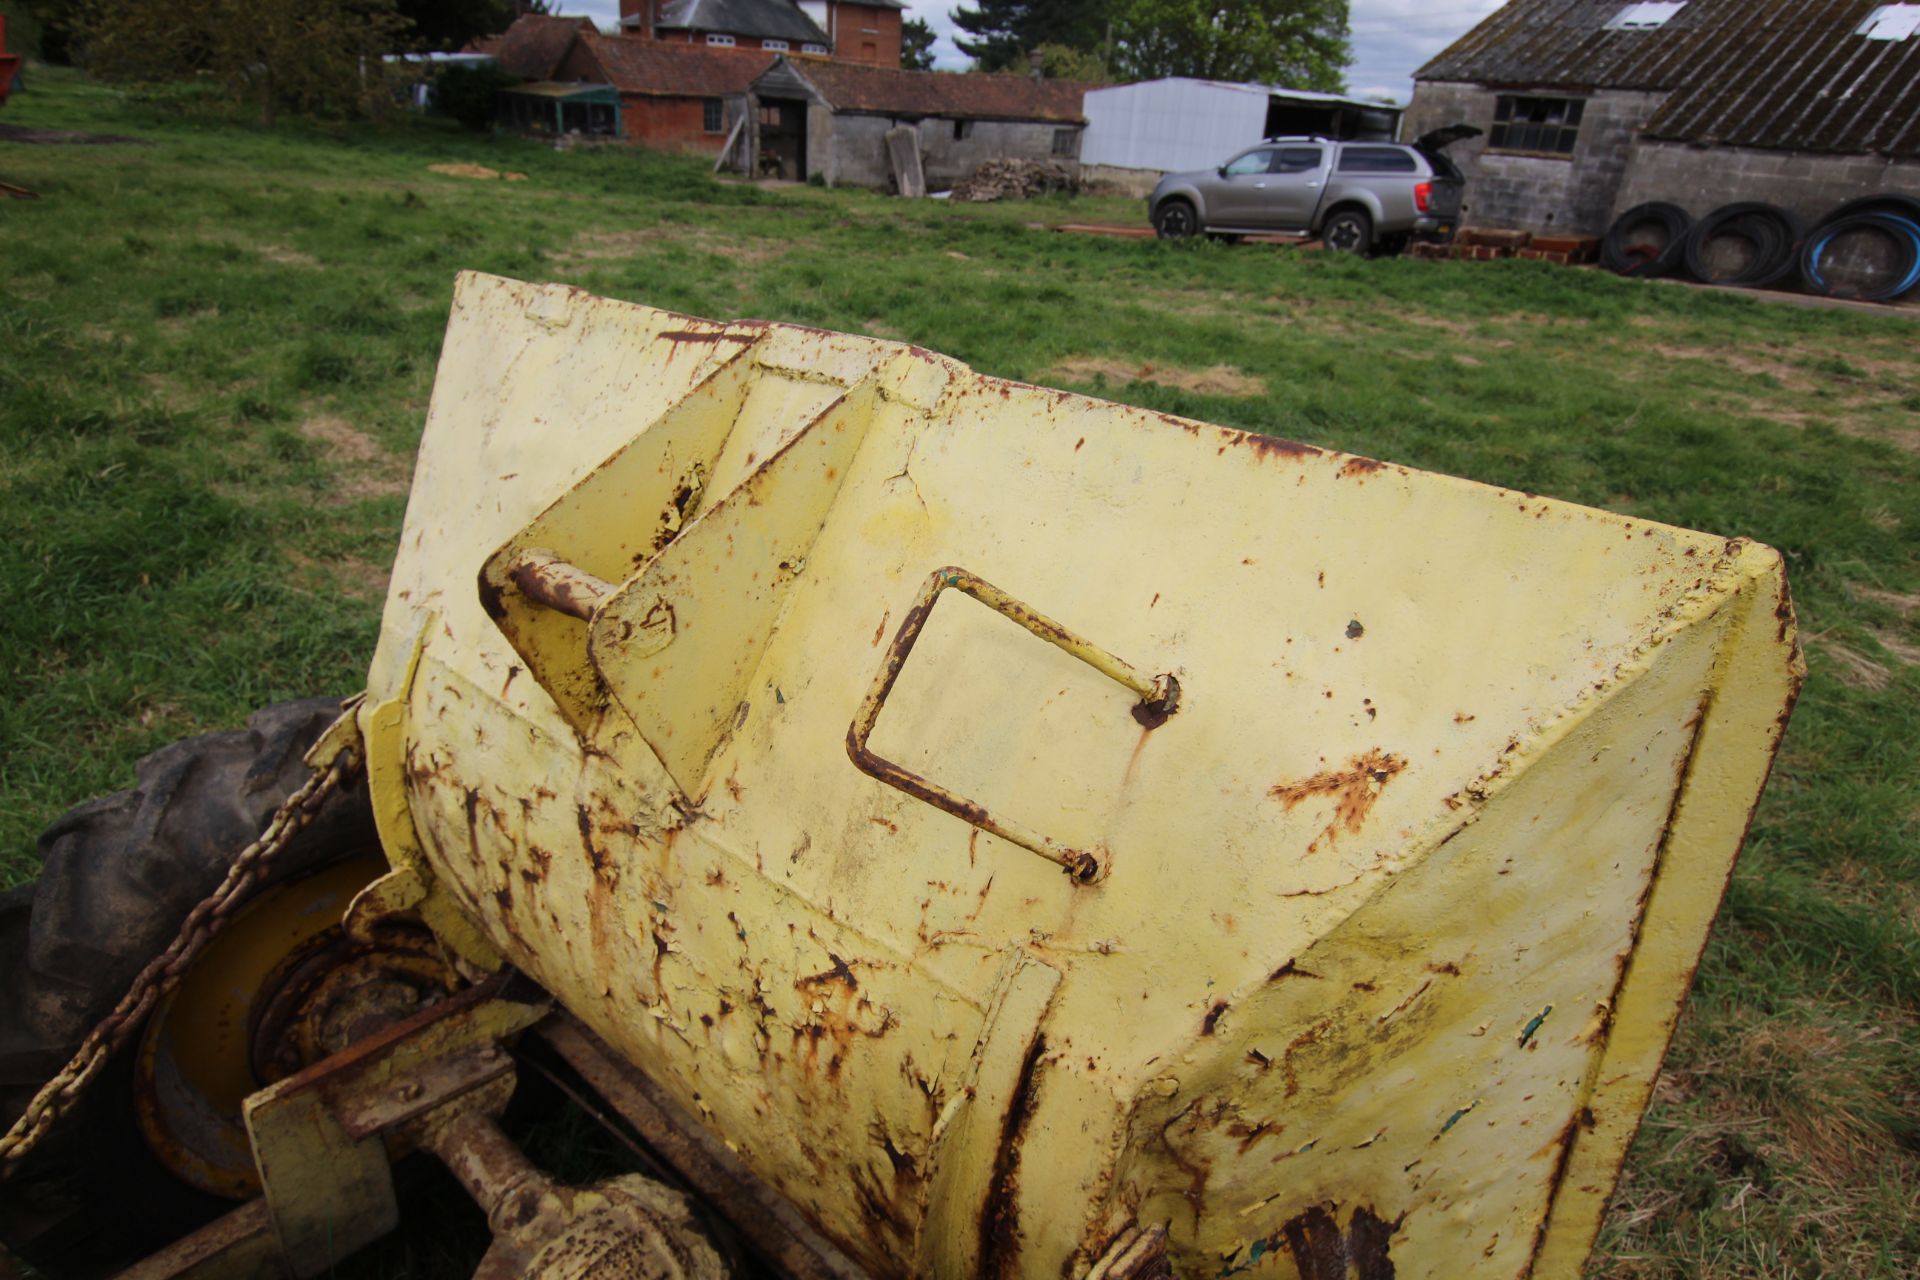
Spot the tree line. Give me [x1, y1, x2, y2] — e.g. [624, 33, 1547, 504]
[943, 0, 1350, 90]
[6, 0, 1349, 123]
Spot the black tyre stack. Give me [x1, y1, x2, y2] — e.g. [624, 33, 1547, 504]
[1602, 191, 1920, 304]
[1800, 195, 1920, 302]
[1681, 203, 1805, 288]
[1601, 201, 1692, 277]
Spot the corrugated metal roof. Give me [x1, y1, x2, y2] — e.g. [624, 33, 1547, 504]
[1416, 0, 1920, 155]
[578, 32, 776, 97]
[655, 0, 829, 43]
[769, 57, 1094, 122]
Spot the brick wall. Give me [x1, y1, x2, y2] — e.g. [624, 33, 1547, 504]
[621, 94, 737, 154]
[830, 3, 901, 67]
[1403, 81, 1666, 235]
[1612, 140, 1920, 227]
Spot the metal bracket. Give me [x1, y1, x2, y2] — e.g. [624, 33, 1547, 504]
[241, 977, 550, 1278]
[846, 566, 1180, 883]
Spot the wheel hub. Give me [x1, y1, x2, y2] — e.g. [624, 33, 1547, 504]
[132, 856, 458, 1197]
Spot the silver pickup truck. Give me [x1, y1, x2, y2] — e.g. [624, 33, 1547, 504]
[1148, 127, 1480, 255]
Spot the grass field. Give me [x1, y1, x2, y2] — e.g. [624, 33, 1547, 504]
[2, 65, 1917, 1279]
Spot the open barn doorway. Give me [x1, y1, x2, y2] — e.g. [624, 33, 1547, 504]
[757, 98, 807, 181]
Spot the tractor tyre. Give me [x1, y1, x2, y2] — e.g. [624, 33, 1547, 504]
[0, 698, 378, 1279]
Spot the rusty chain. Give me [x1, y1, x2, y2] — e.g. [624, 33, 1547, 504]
[0, 743, 362, 1176]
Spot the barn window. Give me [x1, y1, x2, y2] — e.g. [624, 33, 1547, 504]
[953, 119, 974, 140]
[1607, 2, 1686, 29]
[763, 39, 789, 51]
[1051, 128, 1077, 157]
[706, 33, 736, 46]
[802, 42, 828, 54]
[1489, 96, 1584, 155]
[703, 98, 724, 133]
[1859, 5, 1920, 39]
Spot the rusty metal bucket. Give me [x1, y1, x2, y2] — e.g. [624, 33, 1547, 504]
[347, 273, 1801, 1278]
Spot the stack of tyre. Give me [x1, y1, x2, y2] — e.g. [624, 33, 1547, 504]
[1601, 194, 1920, 303]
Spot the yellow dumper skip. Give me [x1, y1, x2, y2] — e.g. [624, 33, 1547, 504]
[357, 273, 1801, 1278]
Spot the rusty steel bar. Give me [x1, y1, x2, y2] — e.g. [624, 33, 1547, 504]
[418, 1110, 547, 1226]
[508, 549, 615, 621]
[846, 566, 1179, 884]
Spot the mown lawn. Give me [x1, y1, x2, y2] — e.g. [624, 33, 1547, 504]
[2, 65, 1917, 1280]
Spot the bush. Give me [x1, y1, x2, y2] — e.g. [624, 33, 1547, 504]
[433, 62, 521, 133]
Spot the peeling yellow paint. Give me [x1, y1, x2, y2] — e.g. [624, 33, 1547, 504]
[357, 274, 1802, 1278]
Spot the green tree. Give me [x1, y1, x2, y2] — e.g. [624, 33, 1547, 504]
[5, 0, 79, 63]
[949, 0, 1107, 72]
[1111, 0, 1349, 91]
[901, 16, 937, 71]
[433, 60, 519, 129]
[396, 0, 516, 52]
[78, 0, 410, 124]
[1031, 41, 1108, 82]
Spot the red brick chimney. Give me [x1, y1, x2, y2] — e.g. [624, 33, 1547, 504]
[617, 0, 655, 39]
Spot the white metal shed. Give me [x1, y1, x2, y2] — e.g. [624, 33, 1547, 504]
[1081, 78, 1403, 176]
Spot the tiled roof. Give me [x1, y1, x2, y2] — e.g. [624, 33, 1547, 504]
[654, 0, 828, 43]
[774, 58, 1096, 123]
[1416, 0, 1920, 156]
[469, 14, 598, 81]
[578, 31, 777, 97]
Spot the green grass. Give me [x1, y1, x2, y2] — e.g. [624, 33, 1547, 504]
[3, 65, 1918, 1279]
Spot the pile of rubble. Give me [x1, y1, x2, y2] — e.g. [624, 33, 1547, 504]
[1407, 228, 1601, 265]
[948, 158, 1081, 203]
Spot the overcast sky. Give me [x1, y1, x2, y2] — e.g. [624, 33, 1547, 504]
[571, 2, 1508, 103]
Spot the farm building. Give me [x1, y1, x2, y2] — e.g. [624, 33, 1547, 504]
[467, 14, 599, 81]
[742, 56, 1091, 187]
[1080, 79, 1405, 192]
[1403, 0, 1920, 235]
[615, 0, 905, 67]
[499, 30, 775, 152]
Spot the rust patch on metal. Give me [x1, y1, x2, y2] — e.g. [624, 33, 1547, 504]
[1522, 1113, 1587, 1275]
[1337, 456, 1389, 479]
[1269, 958, 1322, 982]
[574, 804, 617, 884]
[1346, 1206, 1401, 1280]
[1281, 1018, 1334, 1098]
[979, 1034, 1047, 1279]
[507, 550, 612, 621]
[1237, 430, 1324, 460]
[1201, 1000, 1230, 1035]
[1229, 1118, 1281, 1154]
[1274, 1204, 1400, 1280]
[797, 952, 859, 993]
[1268, 749, 1408, 852]
[1280, 1205, 1346, 1278]
[656, 329, 736, 344]
[1130, 673, 1182, 730]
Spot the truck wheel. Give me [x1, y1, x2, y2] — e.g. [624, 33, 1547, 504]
[0, 699, 384, 1278]
[1153, 199, 1199, 239]
[1323, 210, 1374, 256]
